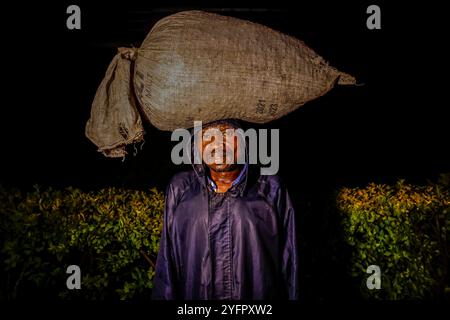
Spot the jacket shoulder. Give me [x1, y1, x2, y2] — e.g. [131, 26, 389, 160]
[167, 170, 199, 198]
[256, 173, 292, 204]
[258, 174, 285, 191]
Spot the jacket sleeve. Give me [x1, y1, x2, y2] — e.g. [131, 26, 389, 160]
[152, 183, 178, 300]
[277, 186, 299, 300]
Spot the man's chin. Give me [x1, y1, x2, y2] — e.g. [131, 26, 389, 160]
[208, 163, 238, 173]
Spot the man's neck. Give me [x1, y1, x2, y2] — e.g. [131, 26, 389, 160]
[209, 167, 242, 193]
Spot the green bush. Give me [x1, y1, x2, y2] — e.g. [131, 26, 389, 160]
[0, 185, 164, 300]
[2, 178, 448, 301]
[337, 179, 449, 300]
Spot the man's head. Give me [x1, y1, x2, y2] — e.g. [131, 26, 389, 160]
[196, 120, 245, 173]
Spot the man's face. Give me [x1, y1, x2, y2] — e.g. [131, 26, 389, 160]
[198, 123, 242, 172]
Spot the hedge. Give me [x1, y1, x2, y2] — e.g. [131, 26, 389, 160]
[1, 178, 448, 300]
[0, 186, 164, 300]
[337, 179, 449, 300]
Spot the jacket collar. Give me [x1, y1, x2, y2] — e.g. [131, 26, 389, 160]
[206, 163, 248, 193]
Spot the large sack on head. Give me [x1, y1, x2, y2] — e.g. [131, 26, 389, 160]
[86, 10, 356, 157]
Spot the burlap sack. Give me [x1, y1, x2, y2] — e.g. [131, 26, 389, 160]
[85, 48, 144, 157]
[86, 10, 356, 157]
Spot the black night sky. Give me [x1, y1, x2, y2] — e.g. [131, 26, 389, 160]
[1, 0, 448, 192]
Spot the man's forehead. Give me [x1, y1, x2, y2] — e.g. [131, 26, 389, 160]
[203, 122, 236, 131]
[196, 124, 245, 143]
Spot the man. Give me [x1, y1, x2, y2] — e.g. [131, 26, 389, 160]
[152, 119, 298, 300]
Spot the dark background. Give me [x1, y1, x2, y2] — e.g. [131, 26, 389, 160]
[1, 0, 448, 301]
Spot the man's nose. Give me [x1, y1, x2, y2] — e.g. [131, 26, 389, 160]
[210, 139, 227, 150]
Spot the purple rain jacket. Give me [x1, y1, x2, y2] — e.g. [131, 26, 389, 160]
[152, 129, 298, 300]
